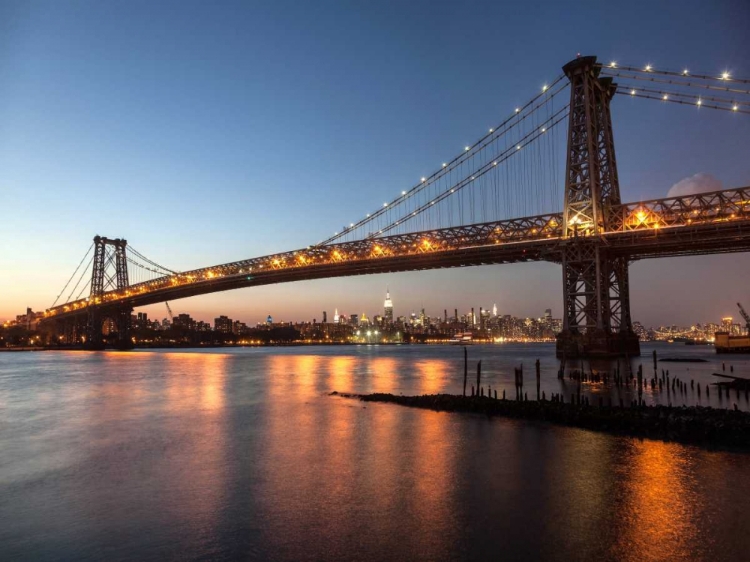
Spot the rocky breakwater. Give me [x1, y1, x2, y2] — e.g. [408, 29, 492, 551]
[330, 391, 750, 452]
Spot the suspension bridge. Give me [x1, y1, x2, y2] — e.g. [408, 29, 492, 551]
[39, 55, 750, 356]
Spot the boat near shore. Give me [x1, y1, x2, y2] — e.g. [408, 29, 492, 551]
[449, 332, 473, 344]
[714, 332, 750, 353]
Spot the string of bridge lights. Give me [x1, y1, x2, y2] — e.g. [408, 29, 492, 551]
[615, 84, 749, 108]
[620, 90, 749, 114]
[601, 61, 750, 84]
[367, 106, 570, 239]
[604, 71, 750, 97]
[317, 74, 568, 246]
[615, 83, 748, 113]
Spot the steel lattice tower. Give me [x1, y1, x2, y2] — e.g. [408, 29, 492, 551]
[556, 56, 639, 358]
[85, 236, 134, 350]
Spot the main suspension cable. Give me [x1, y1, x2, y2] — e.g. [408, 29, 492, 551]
[370, 106, 569, 237]
[317, 75, 568, 246]
[616, 84, 750, 108]
[599, 63, 750, 85]
[601, 71, 750, 96]
[51, 243, 94, 308]
[66, 253, 95, 304]
[128, 245, 177, 275]
[617, 90, 750, 115]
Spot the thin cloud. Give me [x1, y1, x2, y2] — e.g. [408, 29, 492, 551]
[667, 173, 722, 198]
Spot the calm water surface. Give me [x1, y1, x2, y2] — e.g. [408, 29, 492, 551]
[1, 343, 749, 561]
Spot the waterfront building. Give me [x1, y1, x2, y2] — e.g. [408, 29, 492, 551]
[215, 315, 233, 333]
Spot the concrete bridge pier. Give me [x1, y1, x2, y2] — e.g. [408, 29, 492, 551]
[84, 305, 134, 351]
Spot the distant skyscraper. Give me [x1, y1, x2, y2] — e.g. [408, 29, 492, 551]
[334, 309, 339, 323]
[266, 314, 273, 325]
[384, 289, 393, 324]
[322, 311, 327, 323]
[493, 303, 498, 317]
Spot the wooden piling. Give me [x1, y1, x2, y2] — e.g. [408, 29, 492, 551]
[476, 360, 482, 398]
[536, 358, 541, 401]
[463, 347, 468, 396]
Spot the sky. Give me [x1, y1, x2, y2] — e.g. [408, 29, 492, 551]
[1, 0, 749, 328]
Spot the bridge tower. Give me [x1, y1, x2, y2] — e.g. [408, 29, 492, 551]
[85, 236, 134, 350]
[556, 56, 640, 358]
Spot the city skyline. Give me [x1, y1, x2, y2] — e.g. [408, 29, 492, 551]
[9, 283, 748, 336]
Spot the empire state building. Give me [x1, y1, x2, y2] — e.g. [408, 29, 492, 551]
[384, 289, 394, 325]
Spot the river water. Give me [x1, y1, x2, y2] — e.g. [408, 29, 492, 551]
[1, 343, 749, 561]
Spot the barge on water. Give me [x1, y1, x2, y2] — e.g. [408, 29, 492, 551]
[715, 302, 750, 353]
[714, 332, 750, 353]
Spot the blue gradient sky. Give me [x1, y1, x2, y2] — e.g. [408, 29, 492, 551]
[1, 0, 749, 327]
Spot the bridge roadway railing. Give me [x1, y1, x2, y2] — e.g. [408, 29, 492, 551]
[43, 186, 750, 319]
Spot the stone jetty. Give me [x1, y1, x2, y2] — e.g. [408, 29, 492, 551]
[330, 391, 750, 452]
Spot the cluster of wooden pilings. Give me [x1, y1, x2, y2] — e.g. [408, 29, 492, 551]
[461, 347, 749, 411]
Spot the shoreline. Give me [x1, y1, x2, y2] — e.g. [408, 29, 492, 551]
[331, 391, 750, 452]
[0, 341, 555, 352]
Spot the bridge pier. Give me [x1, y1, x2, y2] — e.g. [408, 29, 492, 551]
[84, 306, 134, 351]
[556, 329, 640, 359]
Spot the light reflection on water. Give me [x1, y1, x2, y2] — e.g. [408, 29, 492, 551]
[0, 344, 749, 561]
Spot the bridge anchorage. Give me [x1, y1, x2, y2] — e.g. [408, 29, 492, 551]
[41, 54, 750, 356]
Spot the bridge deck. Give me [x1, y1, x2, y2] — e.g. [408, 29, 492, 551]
[43, 187, 750, 321]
